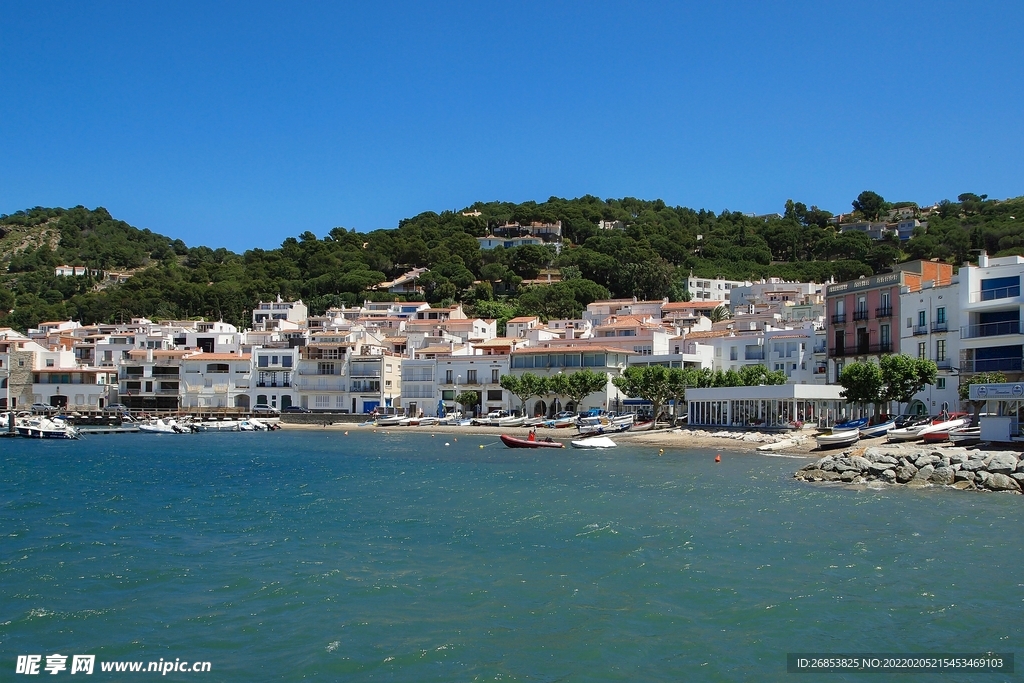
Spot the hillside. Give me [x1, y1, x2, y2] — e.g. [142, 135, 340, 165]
[1, 193, 1022, 333]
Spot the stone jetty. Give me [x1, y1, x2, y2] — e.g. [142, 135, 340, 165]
[795, 445, 1024, 493]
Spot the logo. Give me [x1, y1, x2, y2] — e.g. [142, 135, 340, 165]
[1013, 385, 1023, 397]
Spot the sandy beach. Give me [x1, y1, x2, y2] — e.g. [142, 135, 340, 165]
[281, 420, 824, 455]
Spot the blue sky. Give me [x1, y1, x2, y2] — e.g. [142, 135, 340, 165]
[1, 1, 1021, 251]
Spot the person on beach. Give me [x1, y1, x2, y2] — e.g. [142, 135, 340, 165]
[528, 428, 536, 442]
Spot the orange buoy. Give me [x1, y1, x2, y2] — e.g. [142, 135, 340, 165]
[715, 454, 721, 463]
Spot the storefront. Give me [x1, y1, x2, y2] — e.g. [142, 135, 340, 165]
[967, 382, 1024, 442]
[686, 384, 848, 430]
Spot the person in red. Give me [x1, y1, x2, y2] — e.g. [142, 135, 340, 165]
[528, 428, 536, 441]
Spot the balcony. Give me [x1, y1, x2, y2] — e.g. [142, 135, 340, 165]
[913, 324, 928, 336]
[830, 342, 892, 357]
[931, 321, 948, 333]
[830, 313, 846, 325]
[961, 320, 1022, 339]
[744, 351, 765, 361]
[256, 381, 292, 388]
[875, 306, 892, 318]
[813, 343, 827, 354]
[935, 359, 952, 370]
[960, 357, 1023, 373]
[852, 309, 870, 321]
[970, 285, 1021, 303]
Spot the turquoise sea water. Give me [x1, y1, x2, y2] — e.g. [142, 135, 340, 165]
[2, 431, 1021, 681]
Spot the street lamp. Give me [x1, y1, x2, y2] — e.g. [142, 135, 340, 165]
[456, 374, 461, 415]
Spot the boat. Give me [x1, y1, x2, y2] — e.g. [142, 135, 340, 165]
[544, 415, 577, 429]
[919, 416, 968, 443]
[948, 426, 981, 446]
[138, 417, 195, 434]
[195, 420, 242, 432]
[437, 412, 463, 426]
[832, 417, 869, 431]
[886, 417, 934, 442]
[815, 428, 860, 449]
[15, 416, 80, 439]
[496, 415, 525, 428]
[631, 419, 655, 432]
[570, 436, 617, 449]
[499, 434, 564, 449]
[577, 413, 634, 435]
[860, 418, 895, 439]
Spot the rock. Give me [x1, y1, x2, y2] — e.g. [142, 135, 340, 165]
[833, 457, 860, 473]
[968, 451, 987, 461]
[818, 471, 843, 482]
[850, 456, 873, 472]
[976, 470, 991, 486]
[952, 480, 975, 490]
[881, 469, 897, 483]
[799, 462, 820, 472]
[986, 453, 1019, 474]
[985, 473, 1022, 492]
[948, 453, 969, 465]
[914, 454, 939, 468]
[960, 459, 986, 472]
[939, 456, 951, 467]
[912, 464, 935, 482]
[821, 459, 837, 472]
[929, 466, 955, 485]
[951, 463, 962, 471]
[876, 455, 899, 465]
[1011, 473, 1024, 484]
[954, 470, 976, 483]
[840, 470, 858, 482]
[895, 464, 918, 483]
[797, 469, 825, 480]
[867, 461, 893, 474]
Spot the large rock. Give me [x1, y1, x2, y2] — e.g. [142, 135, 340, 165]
[985, 473, 1022, 492]
[954, 469, 976, 483]
[819, 471, 843, 482]
[840, 470, 858, 482]
[895, 464, 919, 483]
[986, 453, 1020, 474]
[952, 481, 975, 490]
[1011, 473, 1024, 484]
[929, 466, 956, 485]
[850, 456, 873, 472]
[881, 469, 897, 483]
[796, 469, 825, 480]
[960, 459, 987, 472]
[868, 461, 893, 474]
[833, 457, 860, 473]
[976, 470, 991, 486]
[948, 453, 969, 465]
[914, 454, 939, 468]
[912, 464, 935, 482]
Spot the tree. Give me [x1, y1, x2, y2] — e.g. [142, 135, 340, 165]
[838, 361, 884, 414]
[880, 354, 937, 414]
[708, 305, 731, 323]
[852, 190, 886, 221]
[561, 369, 609, 412]
[612, 365, 672, 424]
[665, 367, 693, 422]
[498, 372, 548, 416]
[455, 391, 479, 415]
[958, 371, 1006, 422]
[738, 364, 787, 387]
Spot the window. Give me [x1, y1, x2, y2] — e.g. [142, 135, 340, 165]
[315, 395, 330, 408]
[385, 380, 392, 388]
[936, 339, 946, 361]
[936, 307, 946, 324]
[271, 356, 279, 365]
[317, 362, 335, 375]
[918, 311, 926, 327]
[46, 359, 54, 367]
[258, 356, 269, 368]
[336, 395, 345, 408]
[282, 356, 292, 368]
[918, 342, 926, 359]
[907, 317, 913, 328]
[446, 369, 453, 383]
[880, 324, 890, 346]
[487, 390, 502, 401]
[492, 369, 499, 383]
[467, 370, 477, 384]
[937, 378, 946, 390]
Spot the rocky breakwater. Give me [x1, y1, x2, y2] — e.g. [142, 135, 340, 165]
[673, 428, 809, 446]
[795, 445, 1024, 493]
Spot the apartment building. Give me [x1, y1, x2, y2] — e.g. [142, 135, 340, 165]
[508, 345, 630, 416]
[181, 352, 253, 410]
[899, 279, 960, 413]
[957, 253, 1024, 383]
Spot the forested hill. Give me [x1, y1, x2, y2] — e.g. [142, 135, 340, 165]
[0, 192, 1021, 332]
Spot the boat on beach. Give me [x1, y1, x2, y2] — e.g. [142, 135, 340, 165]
[499, 433, 564, 449]
[138, 417, 196, 434]
[815, 428, 860, 449]
[577, 413, 634, 435]
[860, 417, 895, 439]
[919, 416, 968, 443]
[948, 426, 981, 446]
[570, 436, 617, 449]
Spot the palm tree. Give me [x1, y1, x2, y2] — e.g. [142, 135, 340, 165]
[708, 305, 731, 323]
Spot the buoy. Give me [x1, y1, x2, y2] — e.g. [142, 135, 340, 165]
[454, 437, 457, 442]
[431, 433, 435, 437]
[344, 430, 349, 435]
[445, 442, 450, 447]
[658, 448, 664, 456]
[479, 444, 484, 449]
[715, 454, 721, 463]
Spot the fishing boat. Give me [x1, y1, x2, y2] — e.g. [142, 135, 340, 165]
[15, 416, 80, 439]
[544, 412, 577, 429]
[919, 416, 969, 443]
[887, 416, 934, 442]
[570, 436, 617, 449]
[195, 420, 242, 432]
[948, 426, 981, 446]
[577, 413, 634, 435]
[437, 411, 463, 426]
[499, 433, 564, 449]
[860, 418, 896, 439]
[814, 428, 860, 449]
[630, 419, 655, 432]
[832, 417, 869, 431]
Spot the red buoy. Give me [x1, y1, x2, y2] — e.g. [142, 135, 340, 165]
[715, 454, 721, 463]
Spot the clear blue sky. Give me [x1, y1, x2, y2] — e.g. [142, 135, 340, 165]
[2, 1, 1021, 251]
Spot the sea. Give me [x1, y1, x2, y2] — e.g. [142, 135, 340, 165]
[1, 430, 1021, 681]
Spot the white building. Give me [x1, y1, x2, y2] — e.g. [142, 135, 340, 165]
[899, 279, 960, 414]
[509, 345, 630, 416]
[684, 276, 751, 303]
[252, 298, 308, 329]
[250, 347, 300, 410]
[957, 253, 1024, 384]
[181, 352, 253, 410]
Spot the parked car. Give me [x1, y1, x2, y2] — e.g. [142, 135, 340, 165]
[105, 403, 130, 412]
[281, 406, 311, 413]
[30, 403, 54, 413]
[252, 404, 280, 414]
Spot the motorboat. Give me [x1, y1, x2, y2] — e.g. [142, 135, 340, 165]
[631, 419, 655, 432]
[138, 417, 195, 434]
[894, 414, 931, 429]
[815, 428, 860, 449]
[948, 426, 981, 446]
[195, 420, 242, 432]
[15, 416, 80, 439]
[577, 413, 634, 435]
[437, 412, 463, 426]
[887, 417, 934, 442]
[860, 418, 895, 439]
[544, 415, 577, 429]
[499, 434, 564, 449]
[832, 417, 869, 431]
[570, 436, 617, 449]
[239, 419, 270, 431]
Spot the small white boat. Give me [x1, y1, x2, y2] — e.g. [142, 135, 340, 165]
[437, 412, 463, 426]
[239, 419, 269, 431]
[815, 428, 860, 449]
[860, 419, 895, 439]
[195, 420, 242, 432]
[948, 426, 981, 446]
[919, 417, 968, 443]
[887, 424, 930, 442]
[496, 415, 525, 428]
[571, 436, 617, 449]
[138, 418, 194, 434]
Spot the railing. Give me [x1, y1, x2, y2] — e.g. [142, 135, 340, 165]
[812, 344, 827, 354]
[830, 313, 846, 324]
[959, 357, 1023, 373]
[744, 351, 765, 361]
[931, 321, 948, 333]
[256, 382, 291, 388]
[913, 324, 928, 335]
[852, 309, 869, 321]
[935, 359, 951, 370]
[121, 372, 144, 379]
[875, 306, 893, 318]
[970, 285, 1021, 303]
[960, 321, 1022, 339]
[830, 343, 892, 357]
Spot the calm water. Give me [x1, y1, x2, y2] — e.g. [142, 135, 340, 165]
[1, 431, 1021, 681]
